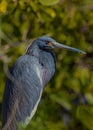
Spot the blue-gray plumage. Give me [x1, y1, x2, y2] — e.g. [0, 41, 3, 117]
[2, 36, 86, 130]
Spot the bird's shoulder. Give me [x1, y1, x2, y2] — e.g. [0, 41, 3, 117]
[14, 54, 36, 66]
[12, 54, 38, 72]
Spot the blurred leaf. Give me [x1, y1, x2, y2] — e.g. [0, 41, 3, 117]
[39, 0, 59, 6]
[46, 121, 65, 130]
[0, 0, 7, 13]
[75, 68, 90, 90]
[50, 91, 72, 110]
[85, 93, 93, 104]
[76, 105, 93, 129]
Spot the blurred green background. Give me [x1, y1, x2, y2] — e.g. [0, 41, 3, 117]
[0, 0, 93, 130]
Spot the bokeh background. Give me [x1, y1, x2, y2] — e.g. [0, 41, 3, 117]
[0, 0, 93, 130]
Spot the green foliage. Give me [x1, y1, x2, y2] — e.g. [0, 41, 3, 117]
[39, 0, 59, 6]
[0, 0, 93, 130]
[77, 105, 93, 129]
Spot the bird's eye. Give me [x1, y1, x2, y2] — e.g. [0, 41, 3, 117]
[46, 41, 52, 46]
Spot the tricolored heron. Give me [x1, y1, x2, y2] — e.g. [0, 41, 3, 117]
[2, 36, 86, 130]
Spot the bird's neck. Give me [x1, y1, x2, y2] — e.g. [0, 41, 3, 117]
[26, 44, 56, 87]
[39, 50, 56, 87]
[26, 44, 40, 58]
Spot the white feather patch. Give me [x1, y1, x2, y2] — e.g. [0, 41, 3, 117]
[35, 65, 43, 85]
[24, 90, 42, 126]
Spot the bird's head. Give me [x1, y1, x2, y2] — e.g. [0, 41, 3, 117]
[36, 36, 86, 54]
[27, 36, 86, 54]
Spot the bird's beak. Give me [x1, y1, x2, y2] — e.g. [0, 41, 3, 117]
[52, 42, 86, 54]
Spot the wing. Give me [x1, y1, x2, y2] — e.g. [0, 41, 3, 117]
[2, 55, 43, 130]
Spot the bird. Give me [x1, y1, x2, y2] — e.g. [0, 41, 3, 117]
[2, 36, 86, 130]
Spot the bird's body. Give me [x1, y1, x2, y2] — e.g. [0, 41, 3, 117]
[2, 38, 56, 130]
[2, 36, 85, 130]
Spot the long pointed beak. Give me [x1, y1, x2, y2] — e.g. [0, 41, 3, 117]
[52, 42, 86, 54]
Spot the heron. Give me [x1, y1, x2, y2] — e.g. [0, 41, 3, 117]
[2, 36, 86, 130]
